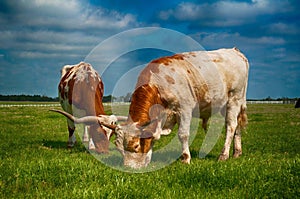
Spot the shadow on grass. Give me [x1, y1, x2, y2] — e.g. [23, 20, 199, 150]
[190, 149, 219, 160]
[41, 139, 86, 152]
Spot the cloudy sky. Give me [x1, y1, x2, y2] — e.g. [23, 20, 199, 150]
[0, 0, 299, 99]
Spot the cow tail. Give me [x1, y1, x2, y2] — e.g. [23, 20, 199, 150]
[238, 104, 248, 130]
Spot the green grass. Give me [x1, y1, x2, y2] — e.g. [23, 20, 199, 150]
[0, 104, 299, 198]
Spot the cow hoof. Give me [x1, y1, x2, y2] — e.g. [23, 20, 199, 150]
[233, 150, 242, 158]
[88, 146, 96, 150]
[88, 139, 96, 150]
[218, 154, 229, 161]
[67, 141, 76, 148]
[181, 153, 191, 164]
[82, 138, 89, 143]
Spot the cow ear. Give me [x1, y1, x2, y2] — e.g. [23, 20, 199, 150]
[152, 120, 162, 140]
[141, 119, 161, 140]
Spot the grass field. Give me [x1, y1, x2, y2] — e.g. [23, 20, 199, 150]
[0, 103, 299, 198]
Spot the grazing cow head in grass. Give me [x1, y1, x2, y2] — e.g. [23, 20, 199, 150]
[101, 85, 169, 169]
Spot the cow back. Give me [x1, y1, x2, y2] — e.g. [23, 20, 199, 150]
[58, 62, 105, 116]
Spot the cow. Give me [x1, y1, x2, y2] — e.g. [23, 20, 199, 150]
[62, 48, 249, 168]
[53, 62, 118, 153]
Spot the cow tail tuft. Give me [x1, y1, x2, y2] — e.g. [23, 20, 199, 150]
[238, 105, 248, 130]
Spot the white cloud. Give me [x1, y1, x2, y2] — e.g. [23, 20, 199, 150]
[195, 32, 285, 49]
[159, 0, 292, 27]
[0, 0, 138, 60]
[267, 23, 300, 35]
[32, 0, 80, 8]
[9, 0, 137, 30]
[0, 30, 100, 60]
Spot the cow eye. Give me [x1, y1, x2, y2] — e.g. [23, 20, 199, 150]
[133, 143, 140, 152]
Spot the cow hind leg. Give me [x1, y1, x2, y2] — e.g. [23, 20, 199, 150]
[218, 100, 242, 161]
[233, 105, 247, 158]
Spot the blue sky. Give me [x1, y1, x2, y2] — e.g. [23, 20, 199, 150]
[0, 0, 299, 99]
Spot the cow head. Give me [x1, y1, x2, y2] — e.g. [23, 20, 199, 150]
[102, 106, 166, 169]
[118, 121, 162, 169]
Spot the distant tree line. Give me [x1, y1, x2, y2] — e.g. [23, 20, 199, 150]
[102, 93, 132, 103]
[0, 95, 59, 102]
[248, 96, 299, 102]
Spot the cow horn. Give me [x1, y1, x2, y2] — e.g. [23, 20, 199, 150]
[115, 116, 128, 121]
[100, 122, 117, 130]
[49, 109, 100, 125]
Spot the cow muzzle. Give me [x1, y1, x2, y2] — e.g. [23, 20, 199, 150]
[123, 149, 152, 169]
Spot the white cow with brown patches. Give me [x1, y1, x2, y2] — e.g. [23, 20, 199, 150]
[84, 48, 249, 169]
[52, 62, 119, 153]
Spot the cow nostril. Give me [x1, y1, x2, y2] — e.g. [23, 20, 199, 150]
[134, 144, 140, 152]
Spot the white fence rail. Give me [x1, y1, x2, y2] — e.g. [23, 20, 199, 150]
[0, 103, 61, 108]
[247, 101, 284, 104]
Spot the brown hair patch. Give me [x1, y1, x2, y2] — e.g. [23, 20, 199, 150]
[165, 75, 175, 84]
[150, 54, 185, 66]
[129, 84, 166, 126]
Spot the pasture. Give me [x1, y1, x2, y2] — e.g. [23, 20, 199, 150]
[0, 103, 299, 198]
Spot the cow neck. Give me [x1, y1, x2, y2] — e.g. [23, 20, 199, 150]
[129, 84, 166, 127]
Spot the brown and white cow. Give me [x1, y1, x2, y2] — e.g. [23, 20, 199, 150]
[53, 62, 118, 153]
[100, 47, 249, 168]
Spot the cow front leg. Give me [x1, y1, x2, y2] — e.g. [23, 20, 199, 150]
[82, 126, 89, 143]
[178, 111, 192, 164]
[89, 126, 109, 153]
[67, 119, 76, 148]
[67, 126, 76, 148]
[88, 138, 96, 150]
